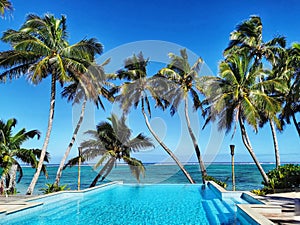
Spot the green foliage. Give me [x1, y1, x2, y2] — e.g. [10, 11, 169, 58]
[251, 189, 267, 196]
[252, 164, 300, 195]
[0, 118, 48, 193]
[65, 114, 154, 187]
[0, 0, 13, 17]
[204, 175, 228, 189]
[263, 164, 300, 192]
[40, 183, 69, 194]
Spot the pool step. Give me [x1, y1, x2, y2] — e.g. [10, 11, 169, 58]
[39, 200, 79, 218]
[223, 198, 238, 212]
[39, 194, 99, 218]
[202, 200, 221, 224]
[202, 199, 236, 225]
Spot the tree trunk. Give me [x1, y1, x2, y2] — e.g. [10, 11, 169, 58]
[184, 98, 207, 184]
[90, 158, 115, 187]
[0, 176, 5, 195]
[269, 119, 280, 168]
[239, 115, 269, 184]
[54, 99, 87, 186]
[26, 75, 56, 195]
[141, 108, 195, 184]
[292, 113, 300, 137]
[7, 164, 18, 194]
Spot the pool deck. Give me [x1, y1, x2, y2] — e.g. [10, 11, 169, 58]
[0, 195, 42, 214]
[0, 183, 299, 224]
[257, 192, 300, 225]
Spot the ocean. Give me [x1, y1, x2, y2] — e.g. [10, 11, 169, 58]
[16, 163, 277, 195]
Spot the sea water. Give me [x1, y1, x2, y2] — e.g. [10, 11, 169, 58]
[16, 163, 276, 195]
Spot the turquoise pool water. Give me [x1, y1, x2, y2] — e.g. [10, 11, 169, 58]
[1, 184, 252, 225]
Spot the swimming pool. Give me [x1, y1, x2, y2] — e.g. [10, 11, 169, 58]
[0, 183, 257, 225]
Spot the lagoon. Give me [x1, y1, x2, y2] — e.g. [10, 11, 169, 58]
[16, 163, 276, 195]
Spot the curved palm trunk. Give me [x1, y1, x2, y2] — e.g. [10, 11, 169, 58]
[238, 115, 269, 184]
[90, 158, 115, 187]
[292, 113, 300, 137]
[141, 108, 195, 184]
[269, 119, 280, 168]
[184, 98, 207, 184]
[26, 75, 56, 195]
[54, 99, 87, 186]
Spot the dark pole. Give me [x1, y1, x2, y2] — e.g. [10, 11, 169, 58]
[78, 147, 82, 191]
[230, 145, 236, 191]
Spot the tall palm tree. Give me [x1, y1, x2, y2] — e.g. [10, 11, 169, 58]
[257, 50, 289, 168]
[0, 118, 49, 194]
[158, 49, 207, 183]
[224, 15, 288, 167]
[0, 0, 13, 18]
[224, 15, 286, 66]
[54, 61, 113, 187]
[115, 53, 196, 184]
[203, 51, 287, 184]
[280, 43, 300, 136]
[0, 14, 103, 194]
[64, 114, 154, 187]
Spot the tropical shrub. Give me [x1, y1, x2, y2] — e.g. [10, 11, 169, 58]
[204, 175, 228, 189]
[263, 164, 300, 191]
[252, 164, 300, 195]
[251, 189, 267, 196]
[40, 183, 69, 194]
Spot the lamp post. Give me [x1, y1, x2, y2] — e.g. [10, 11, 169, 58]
[230, 144, 236, 191]
[78, 147, 82, 191]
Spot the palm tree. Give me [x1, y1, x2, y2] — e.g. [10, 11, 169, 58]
[0, 118, 49, 194]
[53, 61, 113, 187]
[158, 49, 207, 183]
[0, 14, 103, 195]
[224, 15, 288, 168]
[257, 50, 289, 168]
[224, 15, 286, 67]
[0, 0, 13, 18]
[64, 114, 154, 187]
[115, 52, 196, 184]
[280, 43, 300, 136]
[203, 51, 288, 184]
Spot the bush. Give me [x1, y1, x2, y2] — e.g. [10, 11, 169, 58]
[40, 183, 69, 194]
[252, 164, 300, 195]
[204, 175, 228, 189]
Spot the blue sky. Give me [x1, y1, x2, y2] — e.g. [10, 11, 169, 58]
[0, 0, 299, 164]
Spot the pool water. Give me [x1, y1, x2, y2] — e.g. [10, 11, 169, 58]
[1, 184, 250, 225]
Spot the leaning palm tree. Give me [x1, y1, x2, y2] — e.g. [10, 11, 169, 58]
[224, 15, 288, 167]
[0, 118, 49, 194]
[64, 114, 154, 187]
[115, 52, 195, 183]
[0, 0, 13, 18]
[202, 51, 287, 184]
[53, 61, 113, 187]
[158, 49, 207, 183]
[0, 14, 103, 194]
